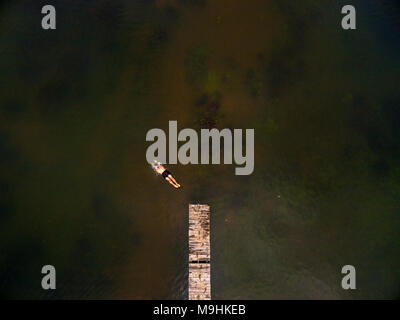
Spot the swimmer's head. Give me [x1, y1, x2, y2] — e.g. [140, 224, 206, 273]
[152, 160, 161, 169]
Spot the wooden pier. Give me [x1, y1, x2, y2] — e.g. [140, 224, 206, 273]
[188, 204, 211, 300]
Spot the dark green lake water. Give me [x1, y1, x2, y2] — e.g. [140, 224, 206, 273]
[0, 0, 399, 299]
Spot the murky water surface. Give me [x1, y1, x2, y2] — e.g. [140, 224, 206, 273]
[0, 0, 399, 299]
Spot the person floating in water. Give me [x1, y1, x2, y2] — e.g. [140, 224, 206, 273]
[152, 160, 181, 188]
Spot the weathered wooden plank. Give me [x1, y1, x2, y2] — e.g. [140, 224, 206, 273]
[188, 204, 211, 300]
[189, 263, 211, 300]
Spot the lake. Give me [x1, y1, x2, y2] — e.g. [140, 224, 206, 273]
[0, 0, 399, 299]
